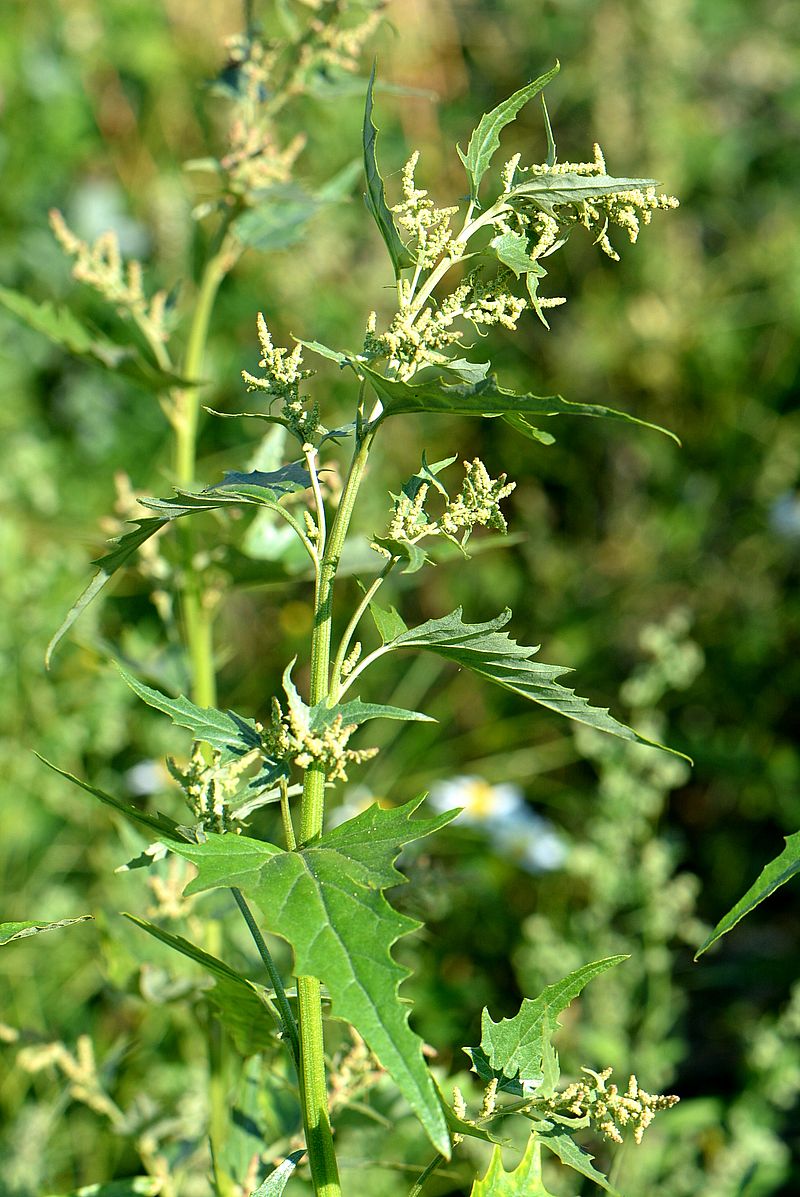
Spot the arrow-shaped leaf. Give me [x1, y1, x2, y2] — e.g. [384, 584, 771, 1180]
[363, 63, 415, 275]
[457, 64, 560, 202]
[370, 606, 687, 755]
[695, 831, 800, 958]
[168, 798, 457, 1156]
[359, 365, 679, 443]
[471, 1138, 557, 1197]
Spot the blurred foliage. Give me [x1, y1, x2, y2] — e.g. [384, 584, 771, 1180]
[1, 0, 799, 1194]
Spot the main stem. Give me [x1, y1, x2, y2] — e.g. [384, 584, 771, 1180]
[173, 235, 236, 708]
[296, 429, 374, 1197]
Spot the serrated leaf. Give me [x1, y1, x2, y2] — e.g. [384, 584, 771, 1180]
[363, 63, 415, 275]
[0, 286, 187, 393]
[695, 831, 800, 958]
[472, 957, 627, 1094]
[471, 1138, 556, 1197]
[0, 916, 93, 946]
[36, 753, 185, 842]
[458, 64, 560, 202]
[118, 667, 262, 761]
[359, 365, 679, 443]
[252, 1151, 306, 1197]
[374, 608, 687, 755]
[537, 1124, 621, 1195]
[168, 798, 457, 1155]
[491, 231, 547, 280]
[509, 171, 659, 215]
[125, 914, 277, 1055]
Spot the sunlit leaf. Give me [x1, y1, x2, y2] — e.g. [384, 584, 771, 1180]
[251, 1151, 306, 1197]
[169, 798, 457, 1156]
[457, 64, 560, 201]
[509, 171, 659, 215]
[695, 831, 800, 958]
[370, 605, 687, 755]
[535, 1123, 621, 1195]
[0, 916, 93, 947]
[363, 63, 415, 275]
[471, 1138, 556, 1197]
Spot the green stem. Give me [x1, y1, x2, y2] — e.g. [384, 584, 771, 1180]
[294, 426, 376, 1197]
[408, 1154, 445, 1197]
[329, 555, 397, 702]
[230, 887, 300, 1064]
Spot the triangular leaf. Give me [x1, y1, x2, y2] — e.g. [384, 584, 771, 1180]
[536, 1124, 621, 1195]
[695, 831, 800, 958]
[118, 667, 262, 760]
[458, 64, 560, 202]
[0, 916, 93, 947]
[363, 63, 416, 274]
[36, 754, 186, 842]
[471, 957, 627, 1093]
[168, 798, 457, 1156]
[251, 1151, 306, 1197]
[471, 1138, 556, 1197]
[374, 608, 687, 755]
[0, 286, 186, 393]
[124, 914, 277, 1055]
[359, 365, 679, 443]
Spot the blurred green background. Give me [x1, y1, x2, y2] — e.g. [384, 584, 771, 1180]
[1, 1, 799, 1194]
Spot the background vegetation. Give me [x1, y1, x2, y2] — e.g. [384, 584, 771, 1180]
[1, 1, 798, 1194]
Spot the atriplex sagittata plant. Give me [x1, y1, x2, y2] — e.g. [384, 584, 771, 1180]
[3, 8, 700, 1195]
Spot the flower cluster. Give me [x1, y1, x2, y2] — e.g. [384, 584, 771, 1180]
[265, 697, 377, 783]
[167, 745, 254, 834]
[392, 152, 460, 269]
[428, 776, 565, 874]
[50, 209, 169, 345]
[542, 1067, 679, 1144]
[242, 312, 319, 440]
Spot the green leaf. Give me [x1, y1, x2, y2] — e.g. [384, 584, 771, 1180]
[124, 914, 277, 1055]
[457, 64, 560, 202]
[470, 957, 627, 1094]
[369, 600, 408, 644]
[541, 96, 557, 168]
[295, 338, 348, 365]
[0, 286, 184, 393]
[252, 1152, 306, 1197]
[695, 831, 800, 958]
[118, 667, 262, 760]
[36, 754, 186, 842]
[320, 699, 434, 727]
[359, 365, 679, 443]
[232, 184, 323, 252]
[491, 231, 547, 280]
[169, 798, 457, 1156]
[208, 461, 311, 501]
[375, 608, 687, 755]
[0, 916, 93, 946]
[536, 1124, 621, 1195]
[509, 171, 659, 215]
[363, 62, 415, 275]
[471, 1138, 557, 1197]
[371, 535, 432, 574]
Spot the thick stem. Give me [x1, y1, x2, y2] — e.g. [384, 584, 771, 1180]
[294, 427, 375, 1197]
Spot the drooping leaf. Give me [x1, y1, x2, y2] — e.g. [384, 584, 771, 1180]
[370, 607, 687, 755]
[168, 798, 457, 1156]
[36, 754, 186, 842]
[471, 1138, 557, 1197]
[118, 667, 262, 761]
[0, 286, 186, 393]
[0, 916, 93, 947]
[695, 831, 800, 958]
[469, 957, 627, 1095]
[251, 1152, 306, 1197]
[359, 364, 679, 443]
[509, 171, 659, 215]
[457, 64, 560, 201]
[363, 63, 415, 275]
[124, 914, 277, 1055]
[535, 1123, 621, 1195]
